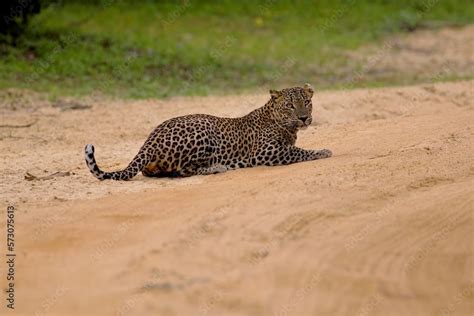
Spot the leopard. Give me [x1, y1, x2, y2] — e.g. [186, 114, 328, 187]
[85, 83, 332, 181]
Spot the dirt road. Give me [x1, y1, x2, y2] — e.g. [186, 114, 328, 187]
[1, 80, 473, 315]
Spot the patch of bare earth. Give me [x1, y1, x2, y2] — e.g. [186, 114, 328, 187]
[1, 25, 473, 316]
[348, 24, 474, 83]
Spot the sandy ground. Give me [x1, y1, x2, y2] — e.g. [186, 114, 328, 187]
[0, 79, 473, 315]
[345, 25, 474, 85]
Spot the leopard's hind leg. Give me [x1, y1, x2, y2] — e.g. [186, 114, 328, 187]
[179, 163, 228, 176]
[142, 161, 164, 177]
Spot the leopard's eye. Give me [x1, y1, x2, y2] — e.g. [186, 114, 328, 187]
[304, 101, 311, 108]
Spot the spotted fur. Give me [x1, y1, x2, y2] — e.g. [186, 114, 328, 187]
[85, 84, 332, 181]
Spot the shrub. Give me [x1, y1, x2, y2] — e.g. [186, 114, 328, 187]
[0, 0, 41, 43]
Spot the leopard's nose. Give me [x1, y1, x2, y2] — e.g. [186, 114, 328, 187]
[299, 116, 308, 123]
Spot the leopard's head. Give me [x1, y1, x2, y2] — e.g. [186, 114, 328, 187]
[269, 84, 314, 130]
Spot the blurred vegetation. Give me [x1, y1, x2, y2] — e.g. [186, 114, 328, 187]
[0, 0, 41, 41]
[0, 0, 473, 98]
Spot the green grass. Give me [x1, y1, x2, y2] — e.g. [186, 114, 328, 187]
[0, 0, 473, 98]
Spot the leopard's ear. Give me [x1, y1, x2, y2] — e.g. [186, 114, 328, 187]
[269, 89, 282, 100]
[303, 83, 314, 98]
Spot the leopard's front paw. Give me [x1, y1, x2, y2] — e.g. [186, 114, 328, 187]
[317, 149, 332, 159]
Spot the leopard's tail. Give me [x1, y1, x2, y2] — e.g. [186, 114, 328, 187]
[85, 144, 150, 181]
